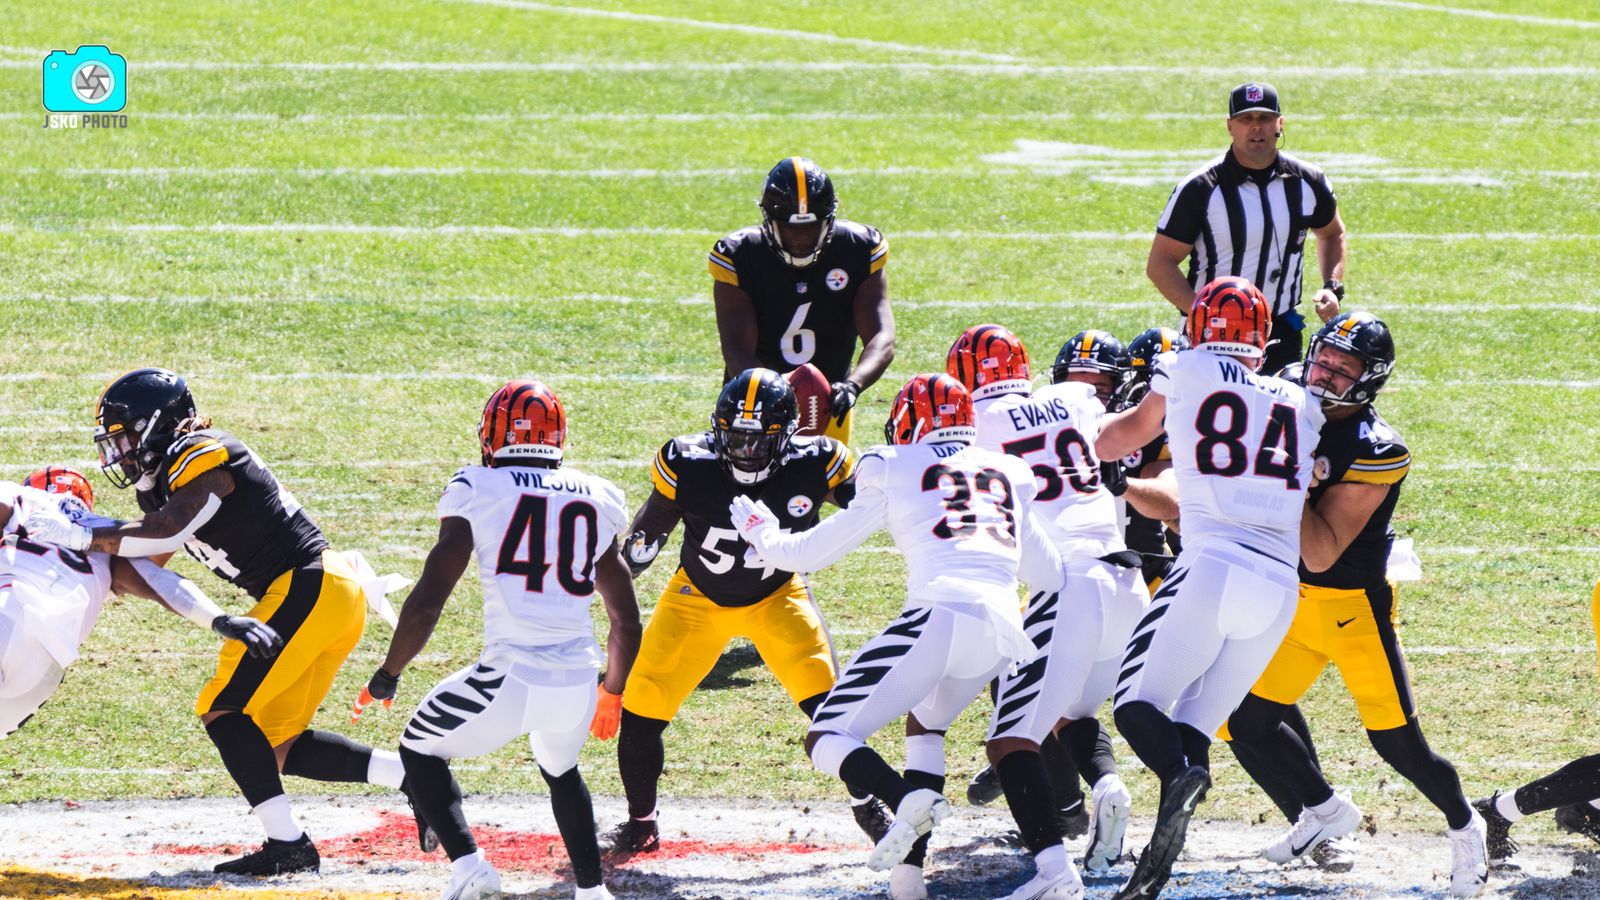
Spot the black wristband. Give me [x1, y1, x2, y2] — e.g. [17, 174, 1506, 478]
[1322, 279, 1345, 301]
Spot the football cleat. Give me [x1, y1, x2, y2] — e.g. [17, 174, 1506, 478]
[888, 863, 929, 900]
[883, 373, 975, 446]
[946, 324, 1032, 400]
[1472, 796, 1519, 868]
[758, 157, 838, 268]
[1262, 791, 1361, 864]
[1553, 802, 1600, 846]
[93, 367, 198, 489]
[868, 790, 949, 872]
[1084, 775, 1132, 874]
[1113, 766, 1209, 899]
[440, 852, 501, 900]
[966, 764, 1004, 806]
[599, 817, 660, 855]
[852, 796, 893, 844]
[996, 865, 1085, 900]
[1310, 835, 1357, 873]
[479, 379, 566, 467]
[400, 777, 441, 853]
[213, 833, 320, 876]
[711, 368, 799, 485]
[1057, 797, 1091, 841]
[1185, 277, 1271, 364]
[1448, 810, 1489, 897]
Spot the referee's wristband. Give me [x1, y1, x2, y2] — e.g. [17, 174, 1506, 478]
[1322, 279, 1345, 301]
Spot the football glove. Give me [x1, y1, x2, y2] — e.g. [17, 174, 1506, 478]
[591, 685, 623, 740]
[1099, 459, 1128, 497]
[728, 495, 777, 544]
[622, 529, 663, 578]
[211, 615, 283, 659]
[21, 509, 92, 551]
[352, 667, 400, 722]
[828, 380, 861, 424]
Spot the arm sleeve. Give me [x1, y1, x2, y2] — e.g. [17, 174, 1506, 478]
[748, 488, 888, 572]
[128, 557, 226, 629]
[1154, 179, 1208, 245]
[1305, 170, 1338, 230]
[1016, 508, 1065, 594]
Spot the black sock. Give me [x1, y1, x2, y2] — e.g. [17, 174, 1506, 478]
[838, 747, 911, 811]
[543, 766, 602, 888]
[1040, 731, 1084, 808]
[204, 713, 285, 808]
[1368, 722, 1472, 828]
[903, 769, 945, 867]
[995, 750, 1061, 855]
[1283, 703, 1322, 771]
[399, 746, 477, 860]
[1503, 753, 1600, 819]
[801, 692, 870, 801]
[1228, 696, 1324, 819]
[281, 729, 374, 783]
[1228, 737, 1303, 823]
[1061, 717, 1117, 789]
[1114, 701, 1187, 785]
[1177, 722, 1212, 773]
[618, 709, 669, 819]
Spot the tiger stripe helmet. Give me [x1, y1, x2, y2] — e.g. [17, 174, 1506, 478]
[22, 466, 95, 513]
[758, 157, 838, 268]
[480, 380, 566, 467]
[1186, 276, 1272, 363]
[884, 373, 976, 446]
[946, 324, 1032, 400]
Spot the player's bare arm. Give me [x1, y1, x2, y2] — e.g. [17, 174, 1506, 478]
[379, 515, 475, 677]
[622, 488, 682, 577]
[88, 468, 236, 555]
[1096, 391, 1168, 460]
[1310, 211, 1348, 322]
[1124, 460, 1180, 522]
[1299, 479, 1390, 573]
[593, 542, 643, 696]
[713, 280, 763, 377]
[1146, 233, 1197, 314]
[845, 272, 895, 391]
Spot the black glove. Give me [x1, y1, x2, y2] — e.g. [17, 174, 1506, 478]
[828, 380, 861, 424]
[1111, 378, 1149, 413]
[622, 529, 663, 578]
[1099, 459, 1128, 497]
[366, 667, 401, 703]
[211, 615, 284, 659]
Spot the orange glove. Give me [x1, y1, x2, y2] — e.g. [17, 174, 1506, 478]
[591, 685, 623, 739]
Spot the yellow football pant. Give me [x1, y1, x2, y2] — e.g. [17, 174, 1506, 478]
[822, 407, 853, 445]
[1247, 581, 1416, 731]
[622, 568, 837, 722]
[195, 549, 366, 746]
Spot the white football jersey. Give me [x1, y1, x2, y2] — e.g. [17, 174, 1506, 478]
[1150, 349, 1325, 564]
[974, 383, 1123, 556]
[437, 465, 629, 660]
[0, 484, 115, 668]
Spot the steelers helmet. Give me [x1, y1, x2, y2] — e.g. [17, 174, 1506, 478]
[94, 368, 198, 489]
[1305, 311, 1395, 407]
[758, 157, 838, 268]
[711, 368, 799, 485]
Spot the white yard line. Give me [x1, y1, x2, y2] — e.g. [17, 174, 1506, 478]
[444, 0, 1025, 62]
[1334, 0, 1600, 29]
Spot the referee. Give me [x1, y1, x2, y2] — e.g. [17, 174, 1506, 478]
[1147, 82, 1347, 374]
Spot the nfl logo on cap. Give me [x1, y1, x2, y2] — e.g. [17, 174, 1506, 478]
[1245, 84, 1264, 103]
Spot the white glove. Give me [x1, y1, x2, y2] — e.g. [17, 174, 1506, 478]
[728, 496, 778, 546]
[22, 509, 92, 551]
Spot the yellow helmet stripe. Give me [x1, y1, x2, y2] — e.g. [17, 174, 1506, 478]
[741, 373, 761, 419]
[792, 156, 808, 216]
[1079, 334, 1095, 359]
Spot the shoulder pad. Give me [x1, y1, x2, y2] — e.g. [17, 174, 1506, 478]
[163, 430, 236, 491]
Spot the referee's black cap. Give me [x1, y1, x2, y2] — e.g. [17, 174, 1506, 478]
[1229, 82, 1280, 117]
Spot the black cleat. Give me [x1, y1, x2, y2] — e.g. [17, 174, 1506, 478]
[1473, 796, 1519, 868]
[214, 833, 320, 876]
[1058, 797, 1091, 841]
[852, 797, 893, 844]
[967, 764, 1003, 806]
[1114, 766, 1210, 900]
[399, 777, 440, 854]
[1554, 802, 1600, 846]
[600, 817, 661, 854]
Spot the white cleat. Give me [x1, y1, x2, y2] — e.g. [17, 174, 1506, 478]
[1083, 775, 1132, 874]
[868, 790, 950, 872]
[889, 863, 929, 900]
[1310, 835, 1357, 873]
[440, 853, 503, 900]
[574, 884, 616, 900]
[1262, 791, 1361, 864]
[995, 863, 1085, 900]
[1448, 810, 1490, 897]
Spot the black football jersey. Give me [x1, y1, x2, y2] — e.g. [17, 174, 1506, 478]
[650, 433, 854, 607]
[137, 429, 329, 598]
[1121, 433, 1174, 562]
[1299, 407, 1410, 589]
[708, 219, 888, 384]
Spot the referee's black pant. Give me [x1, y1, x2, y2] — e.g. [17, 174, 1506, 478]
[1261, 313, 1306, 376]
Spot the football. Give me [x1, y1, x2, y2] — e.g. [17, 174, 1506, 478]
[785, 363, 834, 436]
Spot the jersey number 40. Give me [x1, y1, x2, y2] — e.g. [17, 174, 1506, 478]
[496, 495, 599, 596]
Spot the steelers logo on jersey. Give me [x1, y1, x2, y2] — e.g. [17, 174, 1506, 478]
[826, 268, 849, 291]
[1124, 448, 1144, 468]
[787, 494, 815, 517]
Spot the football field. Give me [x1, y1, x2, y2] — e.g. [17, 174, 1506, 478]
[2, 0, 1599, 896]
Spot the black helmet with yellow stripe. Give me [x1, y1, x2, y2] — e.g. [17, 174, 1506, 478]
[711, 368, 799, 485]
[1051, 330, 1130, 384]
[758, 157, 838, 268]
[1305, 311, 1395, 407]
[94, 367, 197, 489]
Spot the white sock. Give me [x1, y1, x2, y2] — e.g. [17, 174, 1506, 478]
[574, 885, 612, 900]
[1496, 791, 1525, 823]
[1034, 843, 1068, 879]
[251, 794, 304, 842]
[1309, 794, 1343, 818]
[450, 850, 487, 878]
[634, 809, 657, 822]
[367, 748, 406, 790]
[904, 733, 946, 778]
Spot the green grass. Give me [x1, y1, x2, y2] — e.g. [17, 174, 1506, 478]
[1, 0, 1597, 839]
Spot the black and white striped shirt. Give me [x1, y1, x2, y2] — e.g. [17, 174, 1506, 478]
[1155, 149, 1337, 317]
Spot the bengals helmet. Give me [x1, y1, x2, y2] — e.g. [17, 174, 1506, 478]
[711, 368, 799, 485]
[1186, 276, 1271, 364]
[22, 466, 95, 515]
[946, 324, 1031, 400]
[759, 157, 838, 268]
[884, 373, 976, 446]
[480, 380, 566, 467]
[1305, 311, 1395, 407]
[94, 368, 198, 489]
